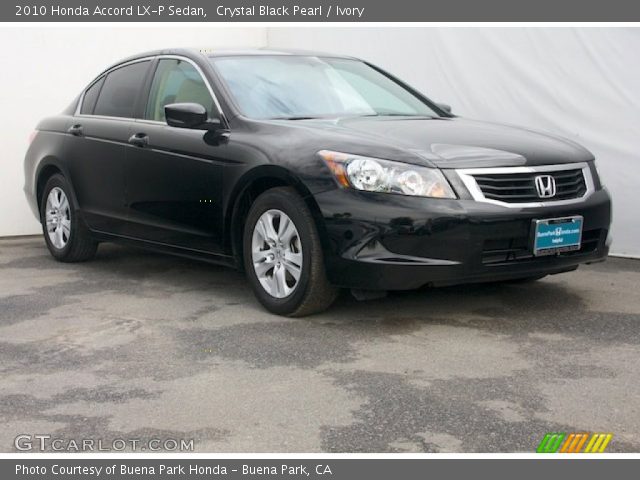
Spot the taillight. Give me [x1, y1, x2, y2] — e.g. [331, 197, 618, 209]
[28, 130, 38, 144]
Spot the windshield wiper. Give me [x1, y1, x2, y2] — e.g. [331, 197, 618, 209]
[271, 114, 438, 120]
[270, 116, 319, 120]
[362, 113, 438, 118]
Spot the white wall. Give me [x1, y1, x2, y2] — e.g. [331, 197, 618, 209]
[1, 27, 638, 257]
[0, 26, 266, 237]
[268, 27, 640, 257]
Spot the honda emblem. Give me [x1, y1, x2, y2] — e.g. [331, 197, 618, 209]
[534, 175, 556, 198]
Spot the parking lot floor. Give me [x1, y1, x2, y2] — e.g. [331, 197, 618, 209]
[1, 237, 639, 452]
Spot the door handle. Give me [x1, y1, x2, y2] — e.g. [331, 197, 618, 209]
[67, 124, 83, 136]
[128, 133, 148, 147]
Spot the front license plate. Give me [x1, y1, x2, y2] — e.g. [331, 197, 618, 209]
[533, 216, 583, 256]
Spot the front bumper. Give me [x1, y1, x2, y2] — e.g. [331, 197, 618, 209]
[313, 187, 612, 290]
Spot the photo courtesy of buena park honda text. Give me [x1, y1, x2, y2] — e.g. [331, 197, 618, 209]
[0, 0, 639, 478]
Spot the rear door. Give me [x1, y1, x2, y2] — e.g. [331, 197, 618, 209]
[123, 57, 227, 253]
[65, 59, 151, 234]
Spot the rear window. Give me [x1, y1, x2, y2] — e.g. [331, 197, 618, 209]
[94, 61, 150, 118]
[80, 77, 104, 115]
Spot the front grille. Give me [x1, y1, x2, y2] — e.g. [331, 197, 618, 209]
[481, 229, 602, 265]
[471, 168, 587, 203]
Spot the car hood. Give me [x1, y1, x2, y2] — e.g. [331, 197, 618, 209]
[285, 116, 594, 168]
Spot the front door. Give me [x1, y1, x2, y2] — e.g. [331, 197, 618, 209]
[124, 58, 226, 254]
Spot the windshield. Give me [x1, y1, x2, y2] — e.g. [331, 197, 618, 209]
[210, 55, 441, 120]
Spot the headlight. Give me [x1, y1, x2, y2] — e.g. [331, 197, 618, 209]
[319, 150, 456, 199]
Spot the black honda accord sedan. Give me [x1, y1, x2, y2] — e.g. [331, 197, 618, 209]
[24, 48, 612, 316]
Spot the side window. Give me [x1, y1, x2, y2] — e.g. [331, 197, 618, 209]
[145, 59, 215, 122]
[80, 77, 104, 115]
[94, 60, 150, 118]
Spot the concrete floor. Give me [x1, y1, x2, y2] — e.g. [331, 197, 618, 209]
[0, 236, 639, 453]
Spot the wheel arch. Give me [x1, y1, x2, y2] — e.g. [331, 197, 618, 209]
[226, 165, 329, 270]
[35, 159, 80, 216]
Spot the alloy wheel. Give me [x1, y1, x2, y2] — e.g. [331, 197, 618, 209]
[45, 187, 71, 249]
[251, 209, 303, 298]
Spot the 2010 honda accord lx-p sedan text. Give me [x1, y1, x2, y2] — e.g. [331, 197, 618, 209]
[24, 48, 612, 316]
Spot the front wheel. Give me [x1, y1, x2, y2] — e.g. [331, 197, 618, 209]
[243, 187, 338, 316]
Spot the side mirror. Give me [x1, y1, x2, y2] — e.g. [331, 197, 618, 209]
[164, 103, 222, 131]
[436, 103, 452, 114]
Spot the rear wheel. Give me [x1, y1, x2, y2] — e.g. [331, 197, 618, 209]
[243, 187, 338, 316]
[40, 174, 97, 262]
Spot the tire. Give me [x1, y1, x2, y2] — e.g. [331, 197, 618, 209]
[243, 187, 338, 316]
[40, 174, 98, 262]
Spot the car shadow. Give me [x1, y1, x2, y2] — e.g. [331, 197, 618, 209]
[15, 239, 623, 344]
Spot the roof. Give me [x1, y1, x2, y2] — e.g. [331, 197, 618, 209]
[112, 47, 356, 64]
[94, 47, 359, 80]
[203, 47, 357, 59]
